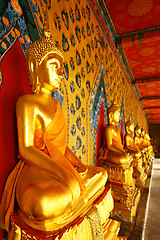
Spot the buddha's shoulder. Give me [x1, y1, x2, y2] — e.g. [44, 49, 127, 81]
[18, 94, 47, 102]
[17, 94, 42, 108]
[106, 124, 117, 131]
[125, 133, 132, 137]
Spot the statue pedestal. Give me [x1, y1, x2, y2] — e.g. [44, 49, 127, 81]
[140, 149, 154, 178]
[146, 147, 154, 176]
[99, 163, 141, 222]
[109, 181, 140, 222]
[141, 150, 149, 175]
[132, 155, 147, 188]
[8, 187, 124, 240]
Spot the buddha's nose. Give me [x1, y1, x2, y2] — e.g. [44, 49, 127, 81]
[58, 69, 64, 78]
[58, 74, 63, 80]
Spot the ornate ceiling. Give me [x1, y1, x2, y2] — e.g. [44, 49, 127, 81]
[100, 0, 160, 125]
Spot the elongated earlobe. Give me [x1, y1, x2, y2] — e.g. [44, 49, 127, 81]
[28, 57, 38, 93]
[108, 112, 113, 123]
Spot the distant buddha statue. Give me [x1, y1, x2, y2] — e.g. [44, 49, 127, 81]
[141, 128, 149, 148]
[98, 102, 131, 168]
[145, 133, 154, 161]
[141, 129, 153, 172]
[0, 22, 107, 234]
[145, 133, 150, 147]
[98, 103, 140, 221]
[134, 125, 151, 173]
[124, 119, 147, 187]
[124, 119, 141, 155]
[134, 125, 144, 151]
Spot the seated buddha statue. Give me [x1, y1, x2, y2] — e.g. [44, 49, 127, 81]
[98, 103, 131, 168]
[124, 119, 148, 187]
[0, 24, 107, 234]
[134, 125, 144, 151]
[134, 125, 149, 168]
[141, 130, 153, 166]
[140, 128, 148, 148]
[98, 103, 141, 221]
[145, 133, 151, 147]
[145, 133, 154, 159]
[124, 119, 141, 156]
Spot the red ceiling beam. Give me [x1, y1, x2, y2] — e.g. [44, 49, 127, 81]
[148, 117, 160, 120]
[132, 76, 160, 85]
[140, 96, 160, 101]
[117, 26, 160, 48]
[117, 26, 160, 40]
[143, 106, 160, 110]
[148, 118, 160, 122]
[149, 120, 160, 124]
[147, 113, 160, 116]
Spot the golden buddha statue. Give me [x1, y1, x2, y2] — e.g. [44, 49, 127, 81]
[124, 120, 147, 188]
[98, 103, 131, 168]
[146, 133, 151, 146]
[140, 128, 147, 148]
[134, 125, 150, 175]
[0, 23, 108, 236]
[124, 119, 140, 155]
[134, 125, 144, 151]
[145, 133, 154, 164]
[98, 103, 140, 221]
[141, 129, 154, 175]
[145, 133, 150, 147]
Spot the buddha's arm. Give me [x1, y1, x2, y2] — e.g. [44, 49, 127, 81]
[125, 135, 139, 153]
[65, 147, 87, 173]
[140, 139, 146, 148]
[135, 138, 144, 150]
[106, 126, 126, 154]
[16, 96, 81, 187]
[133, 142, 141, 152]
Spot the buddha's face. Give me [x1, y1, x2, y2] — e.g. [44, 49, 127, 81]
[135, 127, 141, 136]
[36, 53, 64, 90]
[129, 124, 134, 133]
[141, 130, 145, 137]
[146, 134, 150, 140]
[113, 110, 120, 123]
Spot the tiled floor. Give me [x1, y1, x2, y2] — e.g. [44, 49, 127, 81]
[144, 159, 160, 240]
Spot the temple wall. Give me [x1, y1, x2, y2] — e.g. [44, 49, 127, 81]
[0, 0, 148, 166]
[48, 0, 148, 164]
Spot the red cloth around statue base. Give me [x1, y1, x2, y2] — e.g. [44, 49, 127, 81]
[0, 38, 31, 238]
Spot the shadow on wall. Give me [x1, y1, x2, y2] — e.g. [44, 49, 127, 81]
[149, 124, 160, 155]
[155, 152, 160, 158]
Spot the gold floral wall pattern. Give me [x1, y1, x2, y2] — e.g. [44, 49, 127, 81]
[46, 0, 148, 164]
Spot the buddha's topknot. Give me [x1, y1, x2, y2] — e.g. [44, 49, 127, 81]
[26, 17, 64, 67]
[107, 102, 119, 115]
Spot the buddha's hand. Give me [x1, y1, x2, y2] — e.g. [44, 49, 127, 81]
[74, 164, 87, 174]
[72, 169, 86, 195]
[79, 181, 86, 195]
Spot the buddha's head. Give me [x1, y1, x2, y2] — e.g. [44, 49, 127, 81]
[141, 128, 146, 138]
[134, 125, 141, 137]
[146, 133, 150, 141]
[107, 102, 120, 124]
[26, 23, 64, 93]
[125, 119, 134, 134]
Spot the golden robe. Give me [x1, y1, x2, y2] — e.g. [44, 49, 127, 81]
[0, 99, 82, 230]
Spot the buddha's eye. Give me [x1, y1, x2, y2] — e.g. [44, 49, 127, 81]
[47, 58, 61, 70]
[52, 62, 59, 68]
